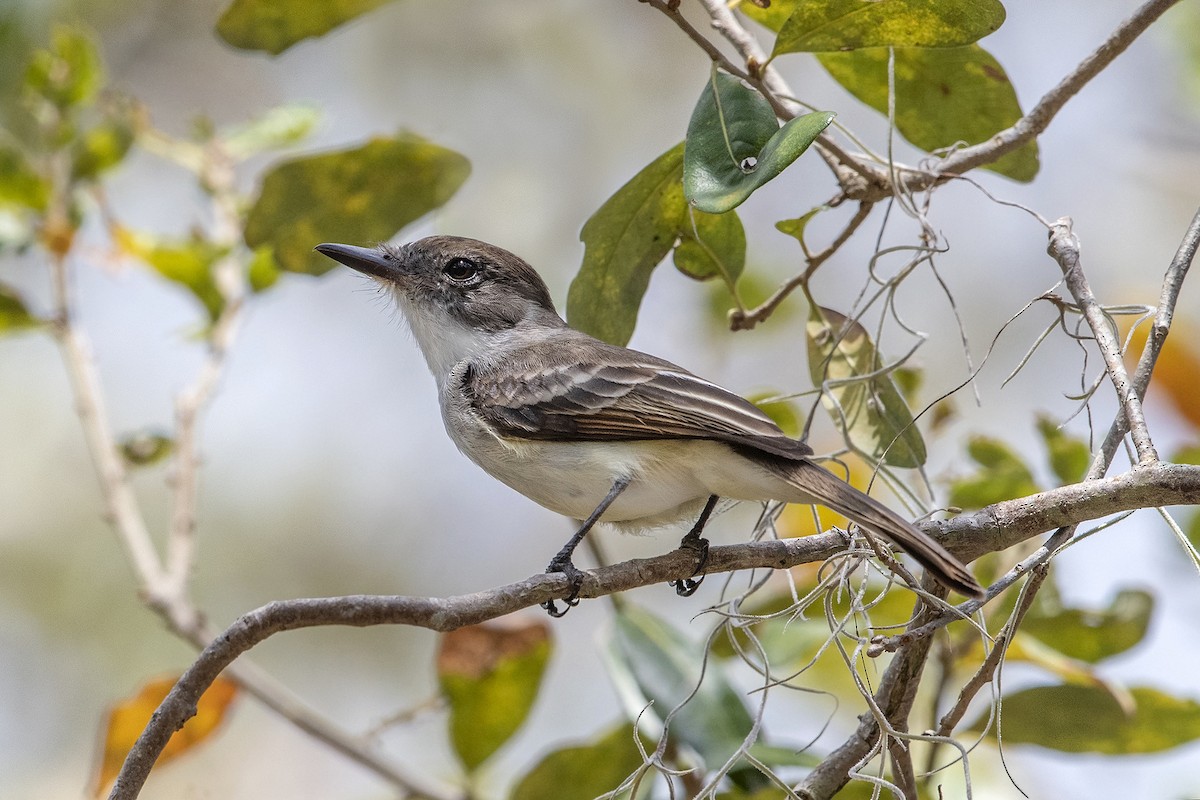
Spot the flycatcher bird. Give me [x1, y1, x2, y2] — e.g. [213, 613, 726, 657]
[316, 236, 982, 614]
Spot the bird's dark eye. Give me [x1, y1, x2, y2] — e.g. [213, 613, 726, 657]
[443, 257, 480, 283]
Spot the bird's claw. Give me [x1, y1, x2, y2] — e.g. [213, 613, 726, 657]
[541, 558, 585, 617]
[670, 533, 710, 597]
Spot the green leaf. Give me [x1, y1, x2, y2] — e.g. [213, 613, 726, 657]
[979, 685, 1200, 754]
[0, 144, 49, 211]
[119, 431, 175, 467]
[24, 25, 102, 110]
[772, 0, 1006, 55]
[510, 723, 645, 800]
[568, 143, 686, 346]
[224, 104, 320, 158]
[247, 245, 282, 292]
[673, 209, 746, 287]
[748, 392, 802, 439]
[806, 306, 926, 467]
[71, 117, 135, 182]
[437, 621, 551, 772]
[1023, 587, 1153, 663]
[1172, 443, 1200, 466]
[604, 606, 762, 791]
[947, 436, 1038, 509]
[1035, 415, 1090, 485]
[774, 206, 827, 247]
[819, 46, 1038, 182]
[243, 132, 470, 275]
[217, 0, 392, 55]
[683, 72, 834, 214]
[117, 228, 227, 321]
[0, 283, 44, 335]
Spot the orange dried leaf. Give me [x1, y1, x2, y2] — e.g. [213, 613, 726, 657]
[1126, 319, 1200, 431]
[93, 674, 238, 797]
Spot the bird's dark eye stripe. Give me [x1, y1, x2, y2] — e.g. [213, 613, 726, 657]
[444, 257, 480, 281]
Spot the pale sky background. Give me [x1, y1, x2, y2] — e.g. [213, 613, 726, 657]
[2, 0, 1200, 798]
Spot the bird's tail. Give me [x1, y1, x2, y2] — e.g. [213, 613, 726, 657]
[763, 456, 983, 598]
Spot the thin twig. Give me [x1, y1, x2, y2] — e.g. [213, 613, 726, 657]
[729, 201, 873, 330]
[162, 146, 246, 604]
[1048, 217, 1157, 465]
[926, 0, 1183, 186]
[1095, 204, 1200, 464]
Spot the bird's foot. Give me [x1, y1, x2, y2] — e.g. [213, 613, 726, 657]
[541, 556, 585, 617]
[670, 532, 710, 597]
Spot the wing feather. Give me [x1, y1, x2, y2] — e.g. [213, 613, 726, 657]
[466, 348, 813, 460]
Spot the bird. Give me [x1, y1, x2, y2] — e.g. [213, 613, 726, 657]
[315, 236, 982, 614]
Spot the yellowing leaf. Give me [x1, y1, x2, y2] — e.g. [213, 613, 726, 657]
[771, 0, 1006, 54]
[976, 685, 1200, 754]
[244, 133, 469, 275]
[0, 283, 44, 335]
[438, 621, 551, 772]
[819, 46, 1038, 182]
[93, 675, 237, 797]
[217, 0, 392, 55]
[24, 25, 102, 110]
[116, 227, 227, 321]
[806, 306, 927, 467]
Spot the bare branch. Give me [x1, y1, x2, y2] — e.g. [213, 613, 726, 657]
[1048, 217, 1157, 464]
[1096, 204, 1200, 463]
[729, 201, 874, 330]
[927, 0, 1182, 184]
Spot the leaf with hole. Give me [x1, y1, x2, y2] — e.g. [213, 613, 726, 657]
[806, 306, 926, 467]
[683, 72, 834, 214]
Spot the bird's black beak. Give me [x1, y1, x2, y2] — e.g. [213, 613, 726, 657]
[314, 243, 401, 281]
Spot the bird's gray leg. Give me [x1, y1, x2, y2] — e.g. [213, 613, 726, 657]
[671, 494, 718, 597]
[541, 475, 632, 617]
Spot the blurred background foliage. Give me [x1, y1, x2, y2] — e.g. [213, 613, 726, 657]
[3, 0, 1200, 798]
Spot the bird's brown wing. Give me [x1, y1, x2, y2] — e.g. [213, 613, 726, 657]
[465, 348, 812, 460]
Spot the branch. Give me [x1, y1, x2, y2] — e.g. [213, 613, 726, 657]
[690, 0, 1181, 194]
[163, 149, 247, 607]
[1047, 217, 1157, 465]
[108, 461, 1200, 798]
[1096, 204, 1200, 462]
[927, 0, 1182, 185]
